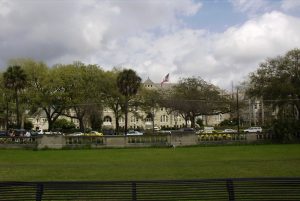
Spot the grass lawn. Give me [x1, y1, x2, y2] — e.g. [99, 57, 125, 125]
[0, 144, 299, 181]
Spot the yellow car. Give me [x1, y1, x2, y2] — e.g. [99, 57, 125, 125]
[84, 131, 103, 136]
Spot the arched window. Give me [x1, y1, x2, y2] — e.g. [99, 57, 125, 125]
[145, 113, 153, 122]
[160, 115, 168, 122]
[103, 116, 112, 122]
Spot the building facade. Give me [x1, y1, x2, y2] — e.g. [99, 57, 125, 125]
[27, 78, 230, 131]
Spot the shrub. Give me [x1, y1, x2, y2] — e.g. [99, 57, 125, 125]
[272, 118, 300, 143]
[53, 119, 76, 131]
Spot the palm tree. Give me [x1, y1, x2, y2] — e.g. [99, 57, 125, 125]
[3, 65, 27, 128]
[116, 69, 141, 134]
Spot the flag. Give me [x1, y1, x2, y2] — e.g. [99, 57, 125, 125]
[160, 73, 169, 87]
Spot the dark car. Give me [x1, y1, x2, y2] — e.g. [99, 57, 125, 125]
[179, 127, 195, 132]
[0, 131, 7, 136]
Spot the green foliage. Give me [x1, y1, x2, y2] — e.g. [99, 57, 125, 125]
[116, 69, 142, 133]
[219, 118, 243, 127]
[3, 65, 27, 128]
[247, 48, 300, 121]
[55, 62, 106, 131]
[24, 120, 33, 130]
[196, 118, 204, 127]
[116, 69, 142, 98]
[272, 118, 300, 143]
[246, 49, 300, 141]
[52, 118, 76, 130]
[3, 65, 27, 91]
[162, 77, 230, 128]
[89, 110, 103, 130]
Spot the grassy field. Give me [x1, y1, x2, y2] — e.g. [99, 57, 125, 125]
[0, 144, 299, 181]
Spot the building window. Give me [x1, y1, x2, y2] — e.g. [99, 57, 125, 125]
[119, 117, 124, 123]
[145, 114, 152, 122]
[104, 116, 112, 122]
[131, 116, 138, 123]
[161, 115, 168, 122]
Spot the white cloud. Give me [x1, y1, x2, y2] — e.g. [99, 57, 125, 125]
[1, 1, 300, 92]
[281, 0, 300, 11]
[0, 0, 201, 66]
[120, 11, 300, 89]
[0, 0, 12, 16]
[106, 11, 300, 89]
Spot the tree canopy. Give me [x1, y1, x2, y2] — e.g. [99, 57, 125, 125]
[116, 69, 142, 134]
[247, 48, 300, 120]
[161, 77, 229, 128]
[246, 49, 300, 141]
[3, 65, 27, 128]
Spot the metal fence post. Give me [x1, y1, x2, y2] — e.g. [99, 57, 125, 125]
[36, 183, 44, 201]
[132, 181, 137, 201]
[226, 179, 235, 201]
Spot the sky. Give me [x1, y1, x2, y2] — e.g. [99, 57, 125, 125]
[0, 0, 300, 90]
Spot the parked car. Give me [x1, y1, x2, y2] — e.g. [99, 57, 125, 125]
[178, 127, 195, 132]
[203, 127, 215, 134]
[244, 127, 262, 133]
[154, 126, 160, 131]
[68, 132, 84, 136]
[102, 129, 115, 135]
[222, 129, 237, 133]
[159, 130, 172, 134]
[0, 131, 7, 136]
[85, 131, 103, 136]
[30, 130, 39, 136]
[126, 130, 143, 136]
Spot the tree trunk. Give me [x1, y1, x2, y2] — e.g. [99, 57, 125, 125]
[190, 115, 195, 128]
[116, 102, 120, 135]
[6, 100, 9, 131]
[15, 89, 20, 128]
[44, 107, 61, 131]
[48, 119, 53, 131]
[76, 109, 85, 132]
[124, 97, 128, 135]
[79, 118, 85, 132]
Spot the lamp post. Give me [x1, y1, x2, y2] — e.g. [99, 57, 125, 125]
[236, 88, 240, 134]
[152, 99, 155, 134]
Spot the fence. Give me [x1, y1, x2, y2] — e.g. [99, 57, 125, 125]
[0, 136, 38, 144]
[0, 178, 299, 200]
[197, 133, 247, 142]
[0, 132, 275, 149]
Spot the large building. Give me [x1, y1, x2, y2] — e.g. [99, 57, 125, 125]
[27, 78, 230, 131]
[102, 78, 230, 130]
[102, 78, 187, 130]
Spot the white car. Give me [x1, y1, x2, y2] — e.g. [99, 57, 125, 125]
[126, 130, 143, 136]
[159, 130, 172, 134]
[222, 129, 237, 133]
[203, 127, 215, 134]
[68, 132, 84, 136]
[243, 127, 262, 133]
[154, 126, 160, 131]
